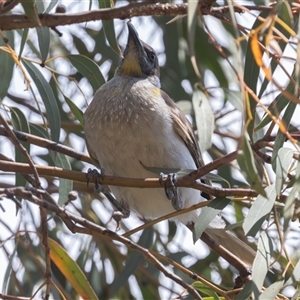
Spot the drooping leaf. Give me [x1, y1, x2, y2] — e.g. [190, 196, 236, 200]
[259, 279, 284, 300]
[36, 27, 50, 63]
[98, 0, 120, 56]
[194, 197, 231, 242]
[0, 31, 14, 100]
[48, 238, 98, 300]
[252, 231, 273, 299]
[243, 184, 276, 236]
[192, 89, 214, 152]
[275, 148, 293, 196]
[20, 0, 41, 26]
[66, 54, 105, 93]
[22, 60, 61, 142]
[237, 136, 266, 196]
[10, 107, 31, 189]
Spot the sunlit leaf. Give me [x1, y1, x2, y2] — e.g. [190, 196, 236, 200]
[252, 231, 273, 299]
[275, 148, 293, 196]
[243, 184, 276, 236]
[283, 160, 300, 232]
[194, 197, 231, 242]
[192, 281, 220, 299]
[48, 238, 98, 300]
[259, 279, 284, 300]
[192, 89, 214, 152]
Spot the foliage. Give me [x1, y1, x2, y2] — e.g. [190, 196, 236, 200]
[0, 1, 299, 299]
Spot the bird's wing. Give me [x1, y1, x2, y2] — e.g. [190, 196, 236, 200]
[161, 90, 211, 198]
[85, 138, 101, 169]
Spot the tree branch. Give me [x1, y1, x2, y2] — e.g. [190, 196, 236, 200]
[0, 3, 275, 31]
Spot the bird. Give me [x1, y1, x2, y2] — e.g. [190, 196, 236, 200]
[83, 21, 255, 268]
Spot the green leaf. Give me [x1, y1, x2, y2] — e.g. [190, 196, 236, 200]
[194, 197, 231, 243]
[271, 100, 297, 170]
[110, 227, 154, 297]
[192, 89, 214, 152]
[18, 28, 29, 60]
[237, 137, 266, 196]
[0, 31, 14, 100]
[259, 279, 284, 300]
[20, 0, 41, 26]
[235, 281, 255, 300]
[244, 11, 269, 139]
[49, 151, 72, 206]
[243, 184, 276, 236]
[283, 159, 300, 232]
[191, 281, 220, 299]
[45, 0, 58, 13]
[284, 259, 300, 287]
[275, 148, 293, 196]
[98, 0, 120, 56]
[65, 96, 84, 126]
[66, 54, 105, 93]
[48, 238, 98, 300]
[10, 107, 31, 189]
[187, 0, 198, 75]
[22, 60, 61, 142]
[252, 231, 273, 299]
[36, 27, 50, 63]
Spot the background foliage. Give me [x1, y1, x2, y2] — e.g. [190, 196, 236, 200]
[0, 1, 300, 299]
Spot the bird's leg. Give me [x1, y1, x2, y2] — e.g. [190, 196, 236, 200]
[159, 172, 183, 210]
[86, 168, 130, 219]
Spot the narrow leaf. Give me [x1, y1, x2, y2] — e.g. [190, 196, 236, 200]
[36, 27, 50, 63]
[65, 96, 84, 126]
[66, 54, 105, 93]
[0, 31, 14, 100]
[48, 238, 98, 300]
[18, 28, 29, 61]
[237, 137, 266, 196]
[283, 160, 300, 232]
[194, 197, 231, 242]
[252, 231, 273, 299]
[259, 279, 284, 300]
[20, 0, 41, 26]
[192, 89, 214, 152]
[22, 60, 61, 142]
[243, 184, 276, 236]
[275, 148, 293, 196]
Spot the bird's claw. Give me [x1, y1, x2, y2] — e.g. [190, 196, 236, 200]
[86, 168, 105, 192]
[161, 173, 182, 211]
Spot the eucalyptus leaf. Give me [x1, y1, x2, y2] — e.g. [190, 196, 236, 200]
[192, 89, 214, 152]
[243, 184, 276, 236]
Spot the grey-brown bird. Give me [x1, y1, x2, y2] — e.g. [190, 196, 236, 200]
[84, 21, 255, 267]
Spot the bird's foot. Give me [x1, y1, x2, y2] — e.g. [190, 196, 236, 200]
[159, 172, 182, 211]
[86, 168, 105, 192]
[87, 168, 130, 219]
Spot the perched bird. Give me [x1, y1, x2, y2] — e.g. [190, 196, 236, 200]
[84, 21, 255, 267]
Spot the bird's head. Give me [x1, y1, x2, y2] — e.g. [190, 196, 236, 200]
[117, 22, 160, 80]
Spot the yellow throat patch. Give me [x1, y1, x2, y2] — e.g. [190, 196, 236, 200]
[119, 49, 143, 77]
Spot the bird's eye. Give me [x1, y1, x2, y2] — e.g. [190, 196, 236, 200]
[148, 52, 156, 62]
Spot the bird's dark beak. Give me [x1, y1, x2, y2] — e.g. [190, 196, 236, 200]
[118, 21, 145, 76]
[126, 21, 143, 53]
